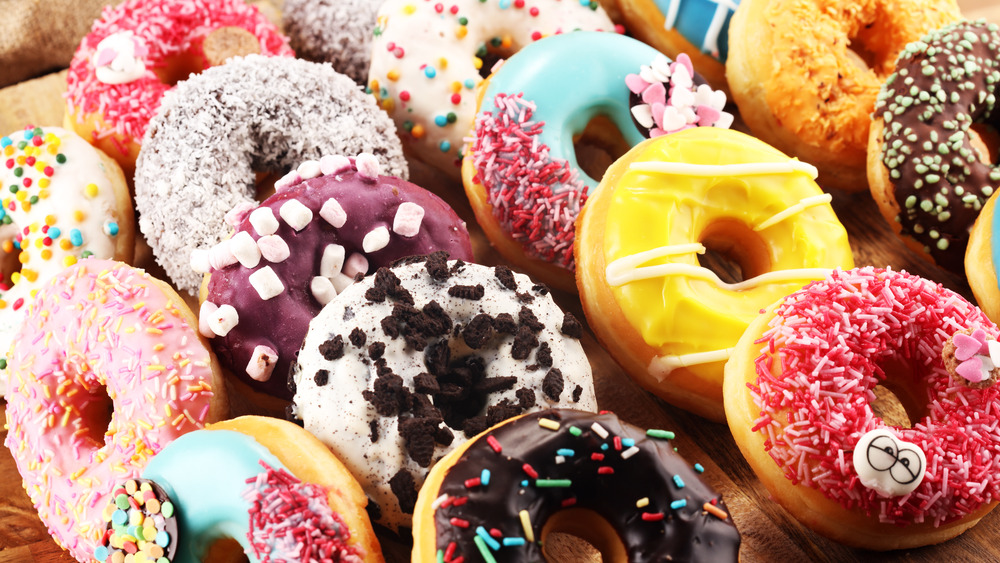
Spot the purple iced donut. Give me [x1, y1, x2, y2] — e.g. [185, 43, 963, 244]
[195, 153, 474, 401]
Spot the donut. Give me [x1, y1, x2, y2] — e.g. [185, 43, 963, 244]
[968, 192, 1000, 323]
[0, 125, 134, 397]
[283, 0, 381, 84]
[134, 54, 408, 295]
[724, 267, 1000, 549]
[367, 0, 617, 179]
[290, 252, 597, 530]
[614, 0, 739, 92]
[197, 153, 474, 409]
[3, 260, 227, 562]
[868, 19, 1000, 274]
[413, 408, 742, 562]
[725, 0, 960, 192]
[65, 0, 294, 179]
[92, 416, 383, 562]
[464, 31, 731, 292]
[575, 127, 854, 421]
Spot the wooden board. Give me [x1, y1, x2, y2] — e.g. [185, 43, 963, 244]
[3, 2, 1000, 562]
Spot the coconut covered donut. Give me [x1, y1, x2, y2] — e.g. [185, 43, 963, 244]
[290, 253, 597, 530]
[134, 54, 408, 294]
[282, 0, 381, 84]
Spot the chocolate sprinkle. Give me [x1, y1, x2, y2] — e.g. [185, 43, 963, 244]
[447, 284, 485, 300]
[318, 335, 345, 361]
[543, 368, 564, 401]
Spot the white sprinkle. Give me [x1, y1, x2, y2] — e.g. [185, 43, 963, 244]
[355, 152, 380, 178]
[249, 207, 279, 236]
[249, 266, 285, 300]
[208, 240, 238, 270]
[190, 248, 211, 274]
[591, 423, 609, 439]
[343, 253, 369, 278]
[989, 340, 1000, 368]
[246, 345, 278, 382]
[311, 276, 337, 305]
[320, 197, 347, 228]
[230, 231, 261, 268]
[331, 272, 356, 293]
[393, 202, 425, 237]
[198, 301, 218, 338]
[621, 446, 640, 460]
[320, 154, 352, 175]
[431, 494, 449, 510]
[208, 304, 239, 337]
[320, 244, 346, 278]
[555, 456, 566, 465]
[257, 235, 290, 263]
[279, 199, 313, 231]
[297, 160, 322, 180]
[362, 226, 390, 253]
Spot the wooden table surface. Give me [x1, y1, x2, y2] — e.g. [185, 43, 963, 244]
[3, 1, 1000, 562]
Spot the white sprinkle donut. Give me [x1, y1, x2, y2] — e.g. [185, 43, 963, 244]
[134, 54, 408, 294]
[290, 252, 597, 530]
[282, 0, 382, 84]
[368, 0, 616, 178]
[0, 126, 135, 396]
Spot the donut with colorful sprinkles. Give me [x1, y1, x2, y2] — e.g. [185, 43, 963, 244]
[0, 125, 134, 397]
[367, 0, 617, 179]
[4, 260, 227, 562]
[464, 31, 731, 291]
[413, 408, 742, 562]
[196, 153, 473, 408]
[868, 19, 1000, 274]
[134, 54, 408, 295]
[725, 267, 1000, 549]
[65, 0, 294, 178]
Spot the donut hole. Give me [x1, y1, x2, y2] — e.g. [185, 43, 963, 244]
[970, 123, 1000, 165]
[78, 384, 115, 446]
[477, 41, 516, 80]
[155, 27, 262, 86]
[202, 537, 249, 563]
[845, 39, 877, 73]
[573, 115, 631, 184]
[541, 508, 623, 562]
[0, 228, 22, 290]
[697, 219, 770, 284]
[870, 356, 932, 429]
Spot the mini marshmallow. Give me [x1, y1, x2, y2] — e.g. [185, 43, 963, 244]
[320, 154, 352, 175]
[331, 272, 356, 294]
[249, 266, 285, 300]
[258, 235, 290, 263]
[363, 226, 390, 253]
[392, 202, 425, 237]
[274, 170, 301, 193]
[320, 197, 347, 228]
[249, 207, 279, 236]
[198, 301, 219, 338]
[343, 253, 369, 278]
[311, 276, 337, 305]
[230, 231, 262, 269]
[297, 160, 322, 180]
[355, 152, 381, 179]
[208, 304, 239, 337]
[190, 248, 211, 274]
[208, 240, 238, 270]
[321, 244, 346, 278]
[225, 201, 256, 228]
[280, 199, 313, 231]
[246, 345, 279, 382]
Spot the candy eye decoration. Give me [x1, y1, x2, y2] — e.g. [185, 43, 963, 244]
[852, 429, 926, 497]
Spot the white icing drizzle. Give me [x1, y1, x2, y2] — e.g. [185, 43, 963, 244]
[753, 193, 833, 232]
[628, 160, 819, 179]
[648, 348, 734, 381]
[664, 0, 682, 30]
[702, 0, 739, 56]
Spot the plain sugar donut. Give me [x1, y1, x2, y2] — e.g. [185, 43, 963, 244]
[134, 54, 408, 294]
[282, 0, 381, 84]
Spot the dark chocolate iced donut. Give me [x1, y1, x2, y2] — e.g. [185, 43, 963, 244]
[413, 409, 741, 562]
[198, 154, 473, 403]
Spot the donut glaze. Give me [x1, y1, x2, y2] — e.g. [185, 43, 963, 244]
[65, 0, 294, 176]
[368, 0, 616, 178]
[134, 54, 408, 294]
[291, 253, 596, 530]
[201, 155, 473, 401]
[871, 20, 1000, 272]
[414, 409, 741, 562]
[4, 260, 225, 562]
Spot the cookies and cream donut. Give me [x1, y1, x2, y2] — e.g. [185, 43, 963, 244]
[290, 253, 597, 530]
[197, 153, 473, 407]
[134, 54, 408, 294]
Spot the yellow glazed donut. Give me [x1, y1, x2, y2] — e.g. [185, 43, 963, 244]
[968, 191, 1000, 323]
[575, 127, 854, 421]
[725, 0, 960, 191]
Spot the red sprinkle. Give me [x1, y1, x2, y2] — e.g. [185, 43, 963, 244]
[450, 517, 470, 529]
[486, 435, 502, 453]
[464, 477, 481, 489]
[522, 463, 538, 479]
[642, 512, 665, 522]
[597, 466, 614, 475]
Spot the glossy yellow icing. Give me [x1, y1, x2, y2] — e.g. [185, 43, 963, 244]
[602, 127, 853, 385]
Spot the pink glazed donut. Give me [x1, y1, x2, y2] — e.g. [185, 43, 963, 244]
[197, 153, 473, 405]
[4, 260, 227, 562]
